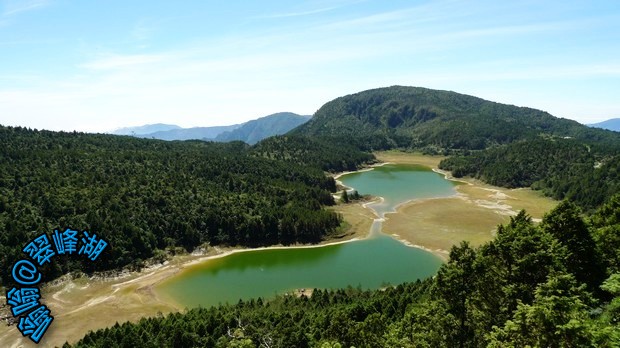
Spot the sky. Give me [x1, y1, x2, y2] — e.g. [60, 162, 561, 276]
[0, 0, 619, 132]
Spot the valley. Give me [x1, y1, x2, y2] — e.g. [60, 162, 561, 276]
[1, 87, 618, 347]
[3, 0, 619, 344]
[1, 152, 557, 347]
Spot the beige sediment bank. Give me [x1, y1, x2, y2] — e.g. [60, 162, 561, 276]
[0, 234, 367, 347]
[0, 254, 193, 347]
[374, 151, 558, 259]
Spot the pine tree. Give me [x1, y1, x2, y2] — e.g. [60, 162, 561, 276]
[341, 190, 349, 203]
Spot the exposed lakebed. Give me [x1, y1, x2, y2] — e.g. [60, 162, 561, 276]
[155, 164, 457, 308]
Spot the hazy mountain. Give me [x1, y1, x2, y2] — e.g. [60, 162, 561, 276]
[141, 124, 241, 141]
[116, 112, 309, 142]
[589, 118, 620, 132]
[112, 123, 181, 135]
[215, 112, 311, 144]
[292, 86, 618, 150]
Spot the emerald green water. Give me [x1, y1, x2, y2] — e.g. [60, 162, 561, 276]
[341, 164, 457, 217]
[156, 164, 456, 308]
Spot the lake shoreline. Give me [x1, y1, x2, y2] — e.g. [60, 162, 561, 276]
[374, 151, 557, 256]
[334, 159, 457, 261]
[0, 233, 371, 346]
[52, 159, 454, 343]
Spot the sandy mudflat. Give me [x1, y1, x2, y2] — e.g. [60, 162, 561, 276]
[375, 151, 558, 257]
[383, 196, 507, 259]
[328, 199, 379, 240]
[0, 235, 368, 347]
[373, 150, 447, 168]
[0, 255, 196, 348]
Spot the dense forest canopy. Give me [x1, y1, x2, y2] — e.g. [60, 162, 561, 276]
[0, 125, 374, 285]
[252, 135, 376, 172]
[439, 137, 620, 210]
[70, 198, 620, 347]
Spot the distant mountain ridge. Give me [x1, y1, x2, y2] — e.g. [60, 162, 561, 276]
[292, 86, 618, 150]
[112, 123, 181, 135]
[589, 118, 620, 132]
[142, 124, 242, 141]
[215, 113, 310, 144]
[113, 112, 309, 143]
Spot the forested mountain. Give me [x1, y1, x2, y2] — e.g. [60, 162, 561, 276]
[215, 112, 311, 144]
[0, 125, 374, 285]
[70, 198, 620, 347]
[291, 86, 620, 209]
[292, 86, 619, 151]
[111, 123, 181, 136]
[137, 124, 241, 141]
[589, 118, 620, 132]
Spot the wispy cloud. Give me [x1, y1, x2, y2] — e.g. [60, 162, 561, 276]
[320, 1, 474, 31]
[131, 20, 154, 41]
[260, 6, 338, 19]
[437, 17, 601, 42]
[80, 54, 169, 70]
[1, 0, 49, 16]
[400, 63, 620, 85]
[257, 0, 366, 19]
[0, 38, 60, 45]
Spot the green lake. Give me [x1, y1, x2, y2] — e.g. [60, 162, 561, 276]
[156, 164, 457, 308]
[341, 164, 457, 217]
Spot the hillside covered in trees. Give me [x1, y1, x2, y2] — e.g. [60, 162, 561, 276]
[439, 137, 620, 210]
[0, 125, 374, 285]
[70, 197, 620, 347]
[252, 135, 376, 172]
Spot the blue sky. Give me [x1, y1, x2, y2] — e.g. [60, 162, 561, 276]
[1, 0, 619, 132]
